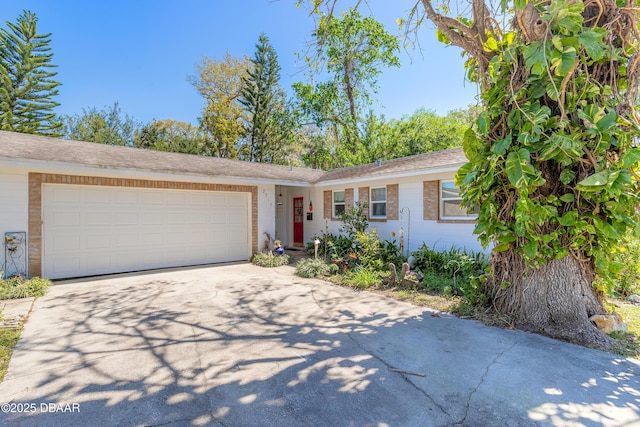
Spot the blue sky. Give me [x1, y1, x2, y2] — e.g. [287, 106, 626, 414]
[0, 1, 479, 126]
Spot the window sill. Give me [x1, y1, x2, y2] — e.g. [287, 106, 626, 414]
[438, 218, 476, 224]
[369, 218, 387, 222]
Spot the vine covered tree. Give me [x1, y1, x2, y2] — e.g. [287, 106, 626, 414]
[0, 10, 61, 136]
[302, 0, 640, 349]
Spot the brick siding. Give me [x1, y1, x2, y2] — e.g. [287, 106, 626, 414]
[423, 180, 439, 220]
[386, 184, 399, 220]
[324, 190, 331, 219]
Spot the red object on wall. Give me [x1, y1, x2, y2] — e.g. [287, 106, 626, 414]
[293, 197, 304, 247]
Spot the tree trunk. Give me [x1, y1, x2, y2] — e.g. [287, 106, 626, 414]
[491, 251, 614, 350]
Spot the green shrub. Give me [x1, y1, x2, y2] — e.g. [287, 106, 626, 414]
[380, 239, 406, 267]
[306, 233, 352, 263]
[251, 252, 290, 268]
[410, 244, 489, 305]
[305, 203, 397, 275]
[339, 201, 369, 239]
[349, 230, 383, 271]
[0, 276, 50, 300]
[412, 244, 488, 279]
[343, 267, 381, 289]
[296, 258, 332, 278]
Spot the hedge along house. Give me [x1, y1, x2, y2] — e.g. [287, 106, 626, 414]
[0, 131, 480, 280]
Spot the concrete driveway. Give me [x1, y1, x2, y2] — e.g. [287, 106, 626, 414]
[0, 263, 638, 427]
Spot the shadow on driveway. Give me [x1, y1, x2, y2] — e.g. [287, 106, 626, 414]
[0, 263, 638, 426]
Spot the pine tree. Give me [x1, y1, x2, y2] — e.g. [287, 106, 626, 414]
[0, 10, 62, 136]
[239, 33, 283, 163]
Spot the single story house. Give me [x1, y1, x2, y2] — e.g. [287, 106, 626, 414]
[0, 130, 481, 279]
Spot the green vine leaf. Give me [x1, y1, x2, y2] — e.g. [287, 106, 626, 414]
[505, 148, 534, 191]
[576, 171, 610, 190]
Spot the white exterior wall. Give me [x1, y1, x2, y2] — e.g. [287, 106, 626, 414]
[303, 172, 484, 257]
[257, 184, 276, 250]
[0, 167, 29, 273]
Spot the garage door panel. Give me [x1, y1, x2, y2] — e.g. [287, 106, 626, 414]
[189, 192, 211, 205]
[86, 211, 111, 226]
[44, 184, 250, 279]
[50, 257, 81, 278]
[142, 191, 165, 204]
[114, 190, 138, 204]
[86, 234, 110, 249]
[167, 213, 186, 224]
[49, 187, 81, 203]
[51, 234, 81, 251]
[141, 212, 163, 225]
[115, 212, 139, 226]
[86, 188, 111, 203]
[50, 211, 81, 227]
[189, 212, 210, 224]
[228, 210, 246, 224]
[167, 192, 186, 204]
[140, 232, 164, 246]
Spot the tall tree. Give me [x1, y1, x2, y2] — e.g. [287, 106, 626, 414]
[387, 109, 467, 157]
[294, 8, 400, 166]
[302, 0, 640, 349]
[189, 53, 249, 159]
[134, 119, 206, 155]
[239, 33, 283, 163]
[61, 102, 140, 146]
[0, 10, 61, 136]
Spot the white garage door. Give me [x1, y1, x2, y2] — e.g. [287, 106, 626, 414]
[42, 184, 250, 279]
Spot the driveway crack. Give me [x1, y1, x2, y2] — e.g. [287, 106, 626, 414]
[456, 340, 518, 425]
[311, 288, 455, 421]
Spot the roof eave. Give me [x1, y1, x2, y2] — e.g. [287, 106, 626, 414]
[0, 157, 314, 186]
[312, 163, 468, 186]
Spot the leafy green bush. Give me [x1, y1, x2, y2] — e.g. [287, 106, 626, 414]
[0, 276, 50, 299]
[349, 230, 383, 271]
[343, 267, 381, 289]
[339, 201, 369, 239]
[412, 244, 488, 279]
[380, 239, 406, 268]
[251, 252, 290, 268]
[306, 233, 352, 263]
[296, 258, 333, 278]
[411, 245, 489, 305]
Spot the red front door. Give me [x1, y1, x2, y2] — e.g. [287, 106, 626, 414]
[293, 197, 304, 247]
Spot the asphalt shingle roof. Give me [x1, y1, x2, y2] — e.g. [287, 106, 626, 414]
[316, 148, 467, 182]
[0, 131, 468, 183]
[0, 130, 324, 183]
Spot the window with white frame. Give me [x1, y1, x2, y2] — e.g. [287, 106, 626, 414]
[370, 187, 387, 218]
[333, 191, 345, 217]
[440, 181, 478, 219]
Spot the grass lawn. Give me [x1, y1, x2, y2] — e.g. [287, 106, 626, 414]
[0, 275, 50, 381]
[0, 321, 22, 382]
[610, 299, 640, 358]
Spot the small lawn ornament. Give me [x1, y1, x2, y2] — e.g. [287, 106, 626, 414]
[273, 240, 285, 256]
[262, 232, 272, 253]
